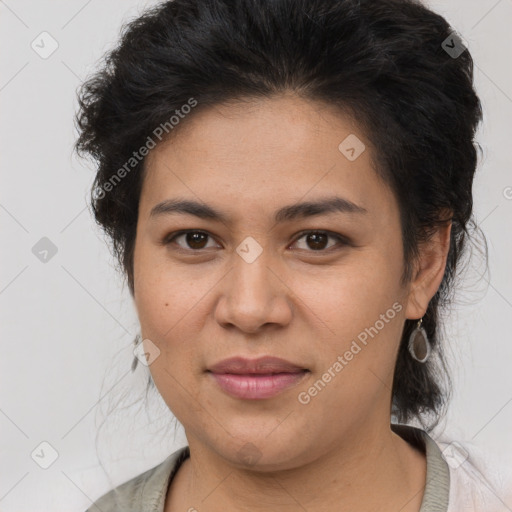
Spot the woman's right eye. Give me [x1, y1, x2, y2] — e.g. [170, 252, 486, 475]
[164, 230, 221, 251]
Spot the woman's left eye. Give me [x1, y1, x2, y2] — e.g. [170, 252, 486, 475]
[290, 231, 348, 252]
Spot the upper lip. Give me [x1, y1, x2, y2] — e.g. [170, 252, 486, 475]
[207, 356, 308, 374]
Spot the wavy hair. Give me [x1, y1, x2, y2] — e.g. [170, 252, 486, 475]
[74, 0, 485, 429]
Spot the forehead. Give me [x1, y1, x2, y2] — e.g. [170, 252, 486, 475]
[139, 94, 397, 225]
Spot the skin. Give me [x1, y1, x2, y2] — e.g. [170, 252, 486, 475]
[132, 93, 452, 512]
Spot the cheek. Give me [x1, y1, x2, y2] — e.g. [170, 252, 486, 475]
[133, 247, 217, 358]
[293, 251, 402, 330]
[133, 258, 169, 338]
[290, 253, 405, 391]
[133, 257, 206, 410]
[134, 241, 184, 332]
[135, 273, 196, 341]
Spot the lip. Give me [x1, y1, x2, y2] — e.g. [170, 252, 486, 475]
[207, 356, 309, 400]
[207, 356, 308, 374]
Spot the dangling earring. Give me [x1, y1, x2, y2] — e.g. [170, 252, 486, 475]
[408, 318, 431, 363]
[130, 334, 142, 372]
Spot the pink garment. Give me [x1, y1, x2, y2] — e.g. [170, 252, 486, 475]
[434, 435, 512, 511]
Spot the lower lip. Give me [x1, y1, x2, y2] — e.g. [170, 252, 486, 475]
[209, 371, 309, 399]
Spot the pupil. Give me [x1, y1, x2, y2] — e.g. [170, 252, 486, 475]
[187, 232, 207, 249]
[307, 232, 327, 250]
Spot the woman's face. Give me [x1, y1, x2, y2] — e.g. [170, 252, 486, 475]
[133, 94, 431, 469]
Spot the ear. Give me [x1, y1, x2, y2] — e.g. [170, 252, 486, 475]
[404, 216, 452, 320]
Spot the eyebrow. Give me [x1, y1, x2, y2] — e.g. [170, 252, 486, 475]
[149, 196, 368, 223]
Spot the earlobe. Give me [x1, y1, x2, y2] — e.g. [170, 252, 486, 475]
[404, 219, 452, 320]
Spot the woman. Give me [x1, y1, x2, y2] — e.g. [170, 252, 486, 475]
[75, 0, 511, 510]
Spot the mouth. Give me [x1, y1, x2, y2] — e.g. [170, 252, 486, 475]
[206, 356, 310, 400]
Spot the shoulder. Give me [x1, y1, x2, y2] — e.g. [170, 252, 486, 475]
[432, 433, 512, 512]
[394, 423, 512, 511]
[83, 446, 189, 512]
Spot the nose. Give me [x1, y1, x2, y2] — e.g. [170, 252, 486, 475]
[214, 246, 293, 334]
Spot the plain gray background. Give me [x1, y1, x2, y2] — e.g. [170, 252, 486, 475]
[1, 0, 511, 510]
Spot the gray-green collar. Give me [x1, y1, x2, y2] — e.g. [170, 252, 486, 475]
[392, 423, 450, 512]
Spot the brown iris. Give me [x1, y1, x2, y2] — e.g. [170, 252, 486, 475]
[304, 232, 328, 250]
[186, 231, 209, 249]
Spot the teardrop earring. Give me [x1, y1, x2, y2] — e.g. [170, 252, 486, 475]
[131, 333, 142, 372]
[408, 318, 431, 363]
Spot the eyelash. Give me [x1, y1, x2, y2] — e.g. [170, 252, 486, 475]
[162, 229, 350, 253]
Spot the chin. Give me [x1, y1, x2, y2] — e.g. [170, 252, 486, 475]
[203, 426, 314, 472]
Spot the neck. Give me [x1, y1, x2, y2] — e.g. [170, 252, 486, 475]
[167, 422, 427, 512]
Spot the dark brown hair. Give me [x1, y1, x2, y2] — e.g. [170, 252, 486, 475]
[74, 0, 485, 429]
